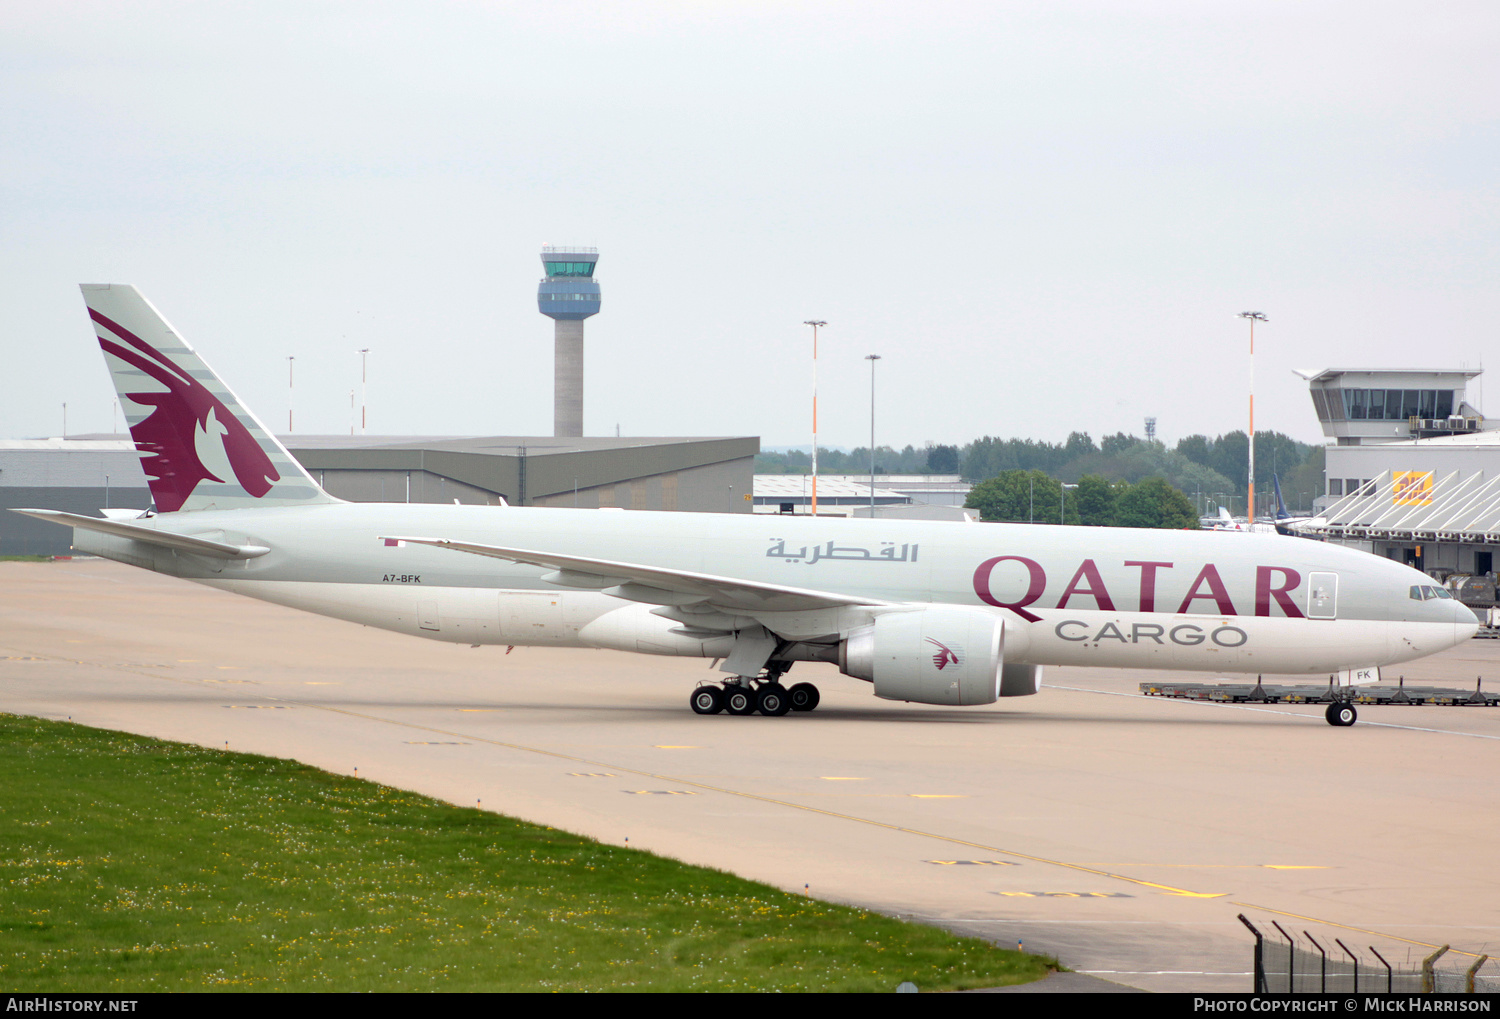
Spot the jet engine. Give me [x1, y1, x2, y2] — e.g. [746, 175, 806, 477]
[837, 606, 1015, 706]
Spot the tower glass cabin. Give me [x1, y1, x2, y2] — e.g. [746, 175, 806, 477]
[538, 246, 600, 437]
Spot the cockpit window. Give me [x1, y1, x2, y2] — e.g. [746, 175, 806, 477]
[1410, 585, 1453, 600]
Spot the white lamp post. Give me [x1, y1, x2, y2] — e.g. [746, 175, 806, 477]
[865, 353, 881, 513]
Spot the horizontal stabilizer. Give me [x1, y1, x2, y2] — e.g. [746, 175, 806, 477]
[383, 536, 889, 614]
[10, 509, 270, 560]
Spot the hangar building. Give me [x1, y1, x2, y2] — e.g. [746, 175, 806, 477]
[2, 433, 756, 556]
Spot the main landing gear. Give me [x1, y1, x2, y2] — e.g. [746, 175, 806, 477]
[1325, 700, 1358, 727]
[690, 677, 820, 717]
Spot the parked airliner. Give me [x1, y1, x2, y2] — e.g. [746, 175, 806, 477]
[1272, 474, 1324, 536]
[14, 286, 1479, 726]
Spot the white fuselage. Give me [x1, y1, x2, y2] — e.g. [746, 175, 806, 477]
[81, 501, 1479, 677]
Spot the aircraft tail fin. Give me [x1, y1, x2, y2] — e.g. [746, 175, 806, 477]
[81, 284, 340, 513]
[1273, 473, 1291, 520]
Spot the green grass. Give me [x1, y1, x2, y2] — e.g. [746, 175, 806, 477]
[0, 714, 1053, 991]
[0, 555, 51, 562]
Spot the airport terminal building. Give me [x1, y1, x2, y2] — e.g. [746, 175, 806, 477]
[751, 474, 975, 520]
[1297, 368, 1500, 591]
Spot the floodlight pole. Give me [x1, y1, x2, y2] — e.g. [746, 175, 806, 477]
[359, 348, 370, 434]
[865, 354, 881, 513]
[287, 356, 296, 433]
[804, 321, 826, 515]
[1239, 312, 1267, 523]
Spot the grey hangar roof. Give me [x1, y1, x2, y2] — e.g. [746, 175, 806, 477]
[0, 433, 758, 555]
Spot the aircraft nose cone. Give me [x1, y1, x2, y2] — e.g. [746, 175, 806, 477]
[1452, 599, 1482, 641]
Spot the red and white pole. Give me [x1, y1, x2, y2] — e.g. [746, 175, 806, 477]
[1239, 312, 1267, 523]
[804, 320, 826, 516]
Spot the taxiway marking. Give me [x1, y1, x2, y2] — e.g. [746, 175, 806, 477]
[624, 790, 698, 796]
[303, 703, 1229, 899]
[1079, 864, 1326, 870]
[927, 860, 1016, 866]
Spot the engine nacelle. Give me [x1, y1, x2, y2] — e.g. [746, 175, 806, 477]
[839, 606, 1005, 706]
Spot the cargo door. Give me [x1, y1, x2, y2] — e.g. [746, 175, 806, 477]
[1307, 572, 1338, 620]
[418, 596, 441, 631]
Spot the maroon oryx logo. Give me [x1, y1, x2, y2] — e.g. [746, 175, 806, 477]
[925, 637, 960, 671]
[90, 308, 279, 512]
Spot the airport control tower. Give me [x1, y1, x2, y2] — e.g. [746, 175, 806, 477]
[537, 246, 600, 437]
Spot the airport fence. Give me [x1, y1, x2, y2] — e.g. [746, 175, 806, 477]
[1239, 915, 1497, 994]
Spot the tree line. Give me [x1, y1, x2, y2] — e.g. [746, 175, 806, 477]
[963, 471, 1200, 528]
[756, 444, 960, 476]
[756, 429, 1326, 515]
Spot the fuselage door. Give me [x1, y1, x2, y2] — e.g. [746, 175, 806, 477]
[1307, 572, 1338, 620]
[418, 596, 441, 631]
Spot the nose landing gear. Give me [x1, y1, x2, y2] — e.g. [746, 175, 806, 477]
[1325, 700, 1358, 727]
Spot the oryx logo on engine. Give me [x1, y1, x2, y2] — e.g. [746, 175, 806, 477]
[925, 637, 962, 670]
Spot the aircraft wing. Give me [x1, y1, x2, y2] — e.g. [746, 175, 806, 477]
[385, 536, 892, 614]
[10, 508, 271, 559]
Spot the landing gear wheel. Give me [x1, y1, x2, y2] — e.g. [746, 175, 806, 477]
[690, 686, 724, 715]
[1325, 701, 1357, 727]
[788, 682, 820, 712]
[725, 686, 757, 715]
[757, 683, 791, 716]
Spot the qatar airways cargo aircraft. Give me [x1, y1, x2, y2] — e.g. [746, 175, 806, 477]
[14, 286, 1480, 726]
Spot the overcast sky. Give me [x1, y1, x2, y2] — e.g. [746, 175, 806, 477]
[3, 2, 1497, 451]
